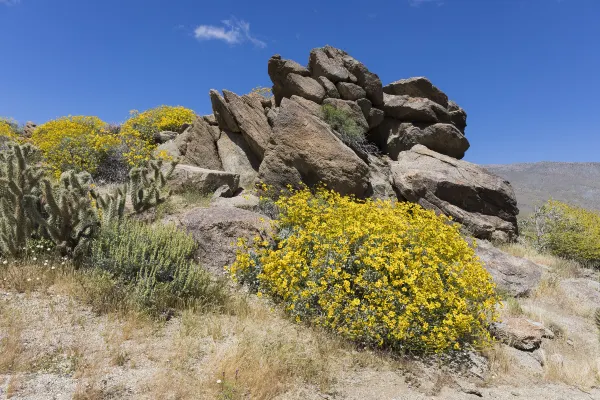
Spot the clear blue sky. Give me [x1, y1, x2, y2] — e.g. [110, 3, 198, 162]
[1, 0, 598, 164]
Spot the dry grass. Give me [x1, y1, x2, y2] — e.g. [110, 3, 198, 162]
[500, 242, 584, 278]
[0, 304, 25, 373]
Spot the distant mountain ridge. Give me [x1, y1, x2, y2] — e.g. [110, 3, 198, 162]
[484, 162, 600, 216]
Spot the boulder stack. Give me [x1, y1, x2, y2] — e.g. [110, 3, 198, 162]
[156, 45, 519, 242]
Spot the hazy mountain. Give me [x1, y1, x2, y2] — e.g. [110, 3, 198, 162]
[484, 162, 600, 216]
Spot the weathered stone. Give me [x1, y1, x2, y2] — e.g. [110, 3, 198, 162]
[367, 107, 385, 129]
[222, 90, 272, 160]
[153, 131, 178, 144]
[317, 76, 340, 99]
[383, 93, 450, 123]
[290, 95, 322, 117]
[371, 119, 469, 160]
[216, 130, 260, 188]
[210, 192, 260, 211]
[211, 184, 233, 199]
[266, 107, 279, 127]
[179, 207, 271, 275]
[383, 77, 449, 109]
[490, 318, 546, 351]
[202, 114, 218, 126]
[168, 164, 239, 195]
[171, 116, 223, 170]
[283, 73, 326, 104]
[268, 55, 310, 82]
[259, 98, 370, 197]
[356, 98, 372, 120]
[210, 89, 240, 132]
[341, 52, 384, 106]
[22, 121, 37, 138]
[391, 145, 519, 241]
[448, 100, 468, 132]
[474, 239, 543, 297]
[337, 82, 367, 101]
[367, 154, 395, 200]
[322, 98, 369, 135]
[309, 48, 350, 83]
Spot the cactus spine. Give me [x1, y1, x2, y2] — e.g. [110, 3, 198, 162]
[91, 184, 127, 225]
[0, 144, 44, 257]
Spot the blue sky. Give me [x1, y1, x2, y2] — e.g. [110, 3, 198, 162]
[1, 0, 598, 164]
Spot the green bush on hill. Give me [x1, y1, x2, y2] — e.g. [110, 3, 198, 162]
[521, 199, 600, 267]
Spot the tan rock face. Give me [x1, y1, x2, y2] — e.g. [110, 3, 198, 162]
[216, 130, 260, 189]
[168, 164, 239, 195]
[391, 145, 519, 242]
[491, 318, 547, 351]
[259, 98, 370, 197]
[173, 116, 223, 170]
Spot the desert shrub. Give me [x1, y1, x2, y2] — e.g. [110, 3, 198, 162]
[0, 118, 21, 140]
[119, 106, 194, 167]
[249, 86, 273, 98]
[31, 116, 119, 177]
[89, 221, 226, 316]
[521, 200, 600, 267]
[230, 187, 499, 353]
[321, 104, 378, 155]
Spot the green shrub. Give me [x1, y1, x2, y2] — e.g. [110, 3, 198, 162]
[321, 104, 378, 155]
[521, 200, 600, 267]
[230, 187, 499, 353]
[90, 221, 226, 317]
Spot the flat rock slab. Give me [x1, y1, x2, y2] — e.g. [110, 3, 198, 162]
[169, 164, 239, 195]
[490, 317, 546, 351]
[474, 239, 542, 297]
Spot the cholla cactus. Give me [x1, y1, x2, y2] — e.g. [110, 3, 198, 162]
[0, 143, 44, 257]
[129, 159, 176, 213]
[29, 171, 99, 261]
[91, 185, 127, 225]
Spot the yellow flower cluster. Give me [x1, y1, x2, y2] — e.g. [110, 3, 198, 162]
[0, 118, 20, 141]
[230, 187, 499, 353]
[119, 106, 194, 166]
[543, 200, 600, 265]
[31, 116, 119, 177]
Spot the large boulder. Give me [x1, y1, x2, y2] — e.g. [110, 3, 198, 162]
[390, 145, 519, 242]
[171, 116, 223, 170]
[336, 82, 367, 101]
[210, 90, 240, 133]
[474, 239, 543, 297]
[168, 164, 239, 195]
[383, 77, 449, 109]
[179, 207, 271, 275]
[317, 76, 340, 98]
[308, 48, 350, 83]
[371, 119, 470, 160]
[259, 98, 370, 197]
[340, 51, 384, 106]
[274, 74, 326, 105]
[383, 93, 450, 123]
[367, 154, 396, 200]
[217, 130, 260, 188]
[448, 100, 468, 133]
[222, 90, 272, 160]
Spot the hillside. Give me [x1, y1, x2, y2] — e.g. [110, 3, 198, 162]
[485, 162, 600, 215]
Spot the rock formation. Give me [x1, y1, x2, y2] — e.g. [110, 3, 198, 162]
[157, 45, 519, 242]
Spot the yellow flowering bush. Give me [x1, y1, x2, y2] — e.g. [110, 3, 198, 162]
[230, 187, 499, 353]
[525, 200, 600, 266]
[119, 106, 194, 166]
[0, 118, 20, 141]
[31, 116, 119, 177]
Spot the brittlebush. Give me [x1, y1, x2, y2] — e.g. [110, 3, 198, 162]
[0, 118, 20, 141]
[543, 200, 600, 266]
[31, 116, 119, 177]
[230, 187, 499, 353]
[119, 106, 194, 166]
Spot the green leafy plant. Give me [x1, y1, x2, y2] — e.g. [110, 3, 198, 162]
[321, 104, 378, 155]
[89, 221, 226, 317]
[521, 200, 600, 267]
[0, 144, 45, 257]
